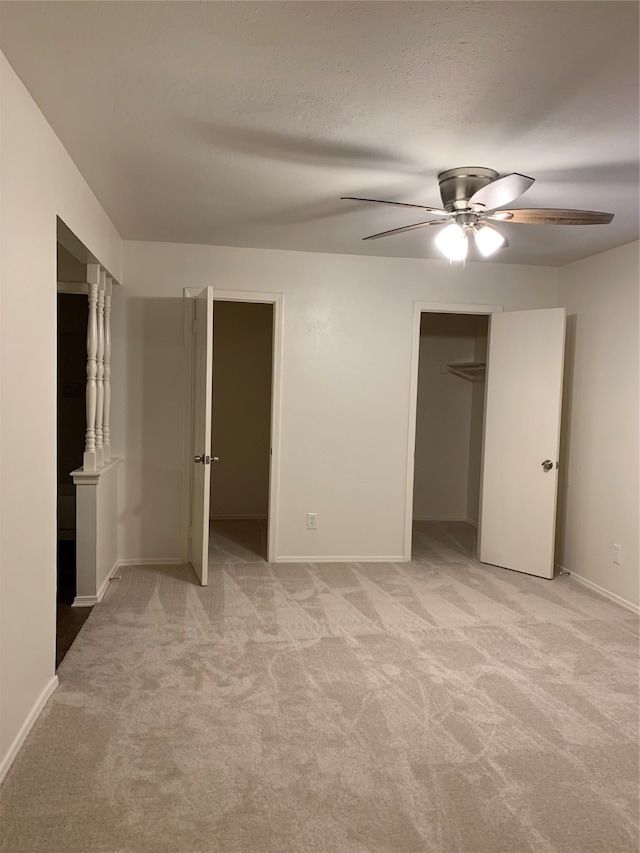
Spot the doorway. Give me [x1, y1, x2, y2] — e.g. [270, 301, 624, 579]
[208, 300, 274, 563]
[185, 288, 283, 580]
[411, 311, 489, 560]
[405, 302, 566, 579]
[405, 302, 500, 562]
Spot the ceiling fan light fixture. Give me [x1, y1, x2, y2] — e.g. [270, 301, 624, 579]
[435, 222, 468, 262]
[345, 166, 614, 258]
[474, 224, 506, 257]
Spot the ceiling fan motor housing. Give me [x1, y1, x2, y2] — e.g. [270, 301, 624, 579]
[438, 167, 499, 211]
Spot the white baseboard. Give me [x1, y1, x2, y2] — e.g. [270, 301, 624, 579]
[114, 557, 184, 568]
[72, 559, 121, 607]
[274, 555, 405, 563]
[555, 564, 640, 615]
[0, 675, 59, 785]
[72, 559, 183, 606]
[72, 595, 99, 607]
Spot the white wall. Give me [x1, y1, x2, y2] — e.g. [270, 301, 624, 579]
[556, 241, 639, 609]
[119, 241, 558, 562]
[413, 314, 481, 520]
[0, 53, 122, 778]
[210, 301, 273, 519]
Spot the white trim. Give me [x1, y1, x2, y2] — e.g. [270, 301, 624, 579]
[71, 595, 99, 607]
[114, 557, 184, 568]
[181, 292, 196, 562]
[403, 301, 503, 561]
[71, 455, 122, 486]
[0, 676, 59, 785]
[74, 558, 185, 604]
[268, 295, 284, 564]
[72, 556, 121, 607]
[96, 559, 119, 600]
[556, 565, 640, 615]
[466, 518, 479, 528]
[274, 555, 405, 563]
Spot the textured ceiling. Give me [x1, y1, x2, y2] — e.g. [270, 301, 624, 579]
[1, 1, 638, 265]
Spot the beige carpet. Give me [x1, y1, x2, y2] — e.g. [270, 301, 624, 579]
[1, 521, 638, 853]
[209, 518, 268, 564]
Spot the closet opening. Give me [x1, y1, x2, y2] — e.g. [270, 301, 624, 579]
[410, 311, 490, 561]
[208, 300, 274, 564]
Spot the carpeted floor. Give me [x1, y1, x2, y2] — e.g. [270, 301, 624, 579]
[1, 521, 638, 853]
[56, 603, 92, 668]
[209, 518, 268, 564]
[56, 538, 93, 667]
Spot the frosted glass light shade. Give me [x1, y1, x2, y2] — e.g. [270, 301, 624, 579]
[474, 224, 506, 257]
[434, 223, 468, 261]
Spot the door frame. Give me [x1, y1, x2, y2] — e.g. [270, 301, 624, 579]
[182, 288, 284, 564]
[403, 301, 503, 561]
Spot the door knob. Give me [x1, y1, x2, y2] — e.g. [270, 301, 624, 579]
[194, 455, 211, 465]
[212, 456, 220, 463]
[541, 459, 554, 472]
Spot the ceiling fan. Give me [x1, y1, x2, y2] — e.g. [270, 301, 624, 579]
[342, 167, 614, 261]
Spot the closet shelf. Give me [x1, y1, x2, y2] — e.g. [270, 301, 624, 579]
[446, 361, 486, 381]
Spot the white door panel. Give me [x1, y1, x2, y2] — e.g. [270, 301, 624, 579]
[188, 287, 214, 585]
[479, 307, 566, 579]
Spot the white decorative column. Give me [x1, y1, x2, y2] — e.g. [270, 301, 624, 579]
[83, 264, 100, 472]
[95, 270, 106, 467]
[73, 266, 120, 606]
[103, 276, 112, 463]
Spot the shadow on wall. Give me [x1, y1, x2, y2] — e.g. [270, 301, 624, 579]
[554, 312, 577, 567]
[122, 296, 186, 562]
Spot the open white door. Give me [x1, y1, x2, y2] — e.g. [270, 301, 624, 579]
[479, 307, 566, 579]
[188, 287, 214, 585]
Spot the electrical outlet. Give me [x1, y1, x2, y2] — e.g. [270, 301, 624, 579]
[307, 512, 318, 530]
[613, 544, 622, 565]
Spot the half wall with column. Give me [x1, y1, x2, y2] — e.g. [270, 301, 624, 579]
[71, 262, 121, 605]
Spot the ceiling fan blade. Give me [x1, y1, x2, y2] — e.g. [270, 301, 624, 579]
[341, 197, 450, 216]
[489, 208, 614, 225]
[469, 173, 535, 210]
[362, 219, 449, 241]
